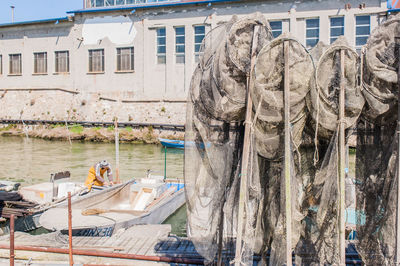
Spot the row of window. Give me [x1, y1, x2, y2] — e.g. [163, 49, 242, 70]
[0, 16, 371, 75]
[0, 48, 134, 75]
[261, 15, 371, 49]
[156, 25, 206, 64]
[88, 0, 173, 8]
[305, 15, 370, 48]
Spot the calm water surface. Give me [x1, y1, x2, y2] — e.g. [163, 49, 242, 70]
[0, 136, 184, 184]
[0, 136, 187, 235]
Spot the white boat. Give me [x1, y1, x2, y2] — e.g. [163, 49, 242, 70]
[39, 177, 185, 237]
[8, 180, 106, 233]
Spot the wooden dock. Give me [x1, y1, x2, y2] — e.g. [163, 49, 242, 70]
[0, 224, 204, 265]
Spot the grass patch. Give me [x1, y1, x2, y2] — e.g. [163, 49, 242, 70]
[125, 127, 133, 132]
[107, 126, 114, 131]
[349, 147, 356, 155]
[93, 126, 101, 131]
[0, 124, 16, 131]
[69, 124, 84, 134]
[50, 123, 64, 129]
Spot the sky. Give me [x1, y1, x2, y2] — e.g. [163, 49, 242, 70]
[0, 0, 82, 24]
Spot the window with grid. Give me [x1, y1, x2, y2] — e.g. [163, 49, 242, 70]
[9, 54, 22, 75]
[55, 51, 69, 73]
[117, 47, 134, 71]
[175, 27, 185, 64]
[0, 55, 2, 75]
[355, 15, 370, 49]
[34, 52, 47, 74]
[306, 18, 319, 48]
[157, 28, 166, 64]
[330, 17, 344, 44]
[89, 49, 105, 73]
[94, 0, 105, 7]
[270, 21, 282, 38]
[194, 25, 205, 63]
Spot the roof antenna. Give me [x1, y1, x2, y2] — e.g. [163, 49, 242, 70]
[10, 6, 15, 23]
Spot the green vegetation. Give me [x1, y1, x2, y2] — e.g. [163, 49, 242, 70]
[349, 147, 356, 155]
[93, 126, 101, 131]
[125, 126, 133, 132]
[161, 107, 166, 112]
[107, 126, 115, 131]
[0, 124, 16, 131]
[50, 123, 64, 129]
[69, 124, 84, 134]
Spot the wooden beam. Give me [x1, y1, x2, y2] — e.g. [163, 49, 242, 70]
[395, 36, 400, 265]
[283, 40, 292, 266]
[114, 118, 120, 183]
[339, 49, 346, 266]
[234, 25, 260, 266]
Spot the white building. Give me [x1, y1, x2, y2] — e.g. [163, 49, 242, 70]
[0, 0, 391, 124]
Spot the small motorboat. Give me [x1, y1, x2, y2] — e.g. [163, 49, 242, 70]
[4, 172, 106, 233]
[159, 138, 185, 149]
[39, 177, 185, 237]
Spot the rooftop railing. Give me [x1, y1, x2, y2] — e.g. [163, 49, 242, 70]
[86, 0, 183, 8]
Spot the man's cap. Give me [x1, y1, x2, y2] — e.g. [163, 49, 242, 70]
[99, 160, 110, 168]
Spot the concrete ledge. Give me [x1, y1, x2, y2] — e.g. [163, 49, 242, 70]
[0, 88, 79, 94]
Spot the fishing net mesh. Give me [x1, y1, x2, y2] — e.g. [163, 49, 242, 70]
[185, 12, 400, 265]
[355, 13, 400, 265]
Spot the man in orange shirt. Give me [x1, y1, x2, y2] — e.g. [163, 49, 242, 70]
[85, 160, 114, 190]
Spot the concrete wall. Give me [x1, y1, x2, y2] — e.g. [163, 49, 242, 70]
[0, 0, 389, 124]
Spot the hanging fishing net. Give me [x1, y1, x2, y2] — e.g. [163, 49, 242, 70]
[185, 10, 399, 265]
[294, 37, 363, 265]
[250, 34, 314, 265]
[355, 13, 400, 265]
[185, 13, 272, 264]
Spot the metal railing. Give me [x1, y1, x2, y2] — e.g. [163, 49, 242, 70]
[0, 119, 185, 131]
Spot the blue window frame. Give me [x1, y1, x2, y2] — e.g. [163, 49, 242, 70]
[330, 17, 344, 44]
[157, 28, 166, 64]
[270, 21, 282, 38]
[306, 18, 319, 48]
[194, 25, 205, 62]
[175, 27, 185, 64]
[355, 15, 370, 49]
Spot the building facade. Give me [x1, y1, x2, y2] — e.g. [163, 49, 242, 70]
[0, 0, 390, 124]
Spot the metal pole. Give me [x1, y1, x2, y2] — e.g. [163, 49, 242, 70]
[339, 49, 346, 266]
[164, 146, 167, 180]
[0, 244, 205, 264]
[234, 25, 260, 266]
[114, 118, 120, 183]
[9, 214, 14, 266]
[68, 192, 74, 266]
[10, 6, 14, 23]
[284, 40, 292, 266]
[395, 36, 400, 266]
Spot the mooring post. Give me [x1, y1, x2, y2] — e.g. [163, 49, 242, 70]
[164, 146, 167, 181]
[9, 214, 14, 266]
[395, 36, 400, 266]
[339, 49, 346, 265]
[283, 40, 293, 266]
[114, 118, 120, 183]
[68, 192, 74, 266]
[234, 25, 260, 266]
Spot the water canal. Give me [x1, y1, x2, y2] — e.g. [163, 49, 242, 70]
[0, 136, 187, 235]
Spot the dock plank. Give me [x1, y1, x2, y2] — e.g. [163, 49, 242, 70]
[128, 237, 147, 254]
[125, 237, 142, 254]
